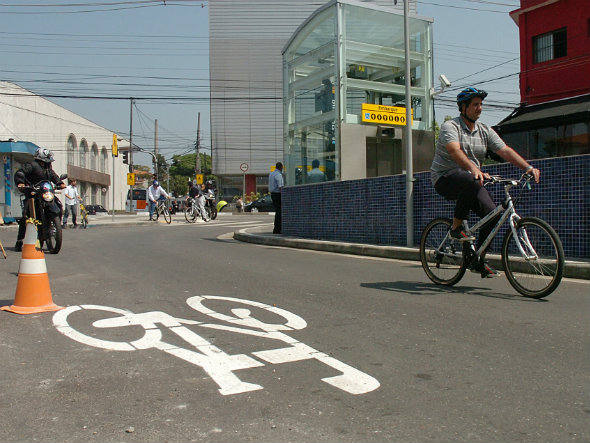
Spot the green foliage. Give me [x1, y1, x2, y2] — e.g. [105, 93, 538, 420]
[166, 152, 216, 197]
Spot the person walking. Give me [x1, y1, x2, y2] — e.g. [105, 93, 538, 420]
[269, 162, 284, 234]
[62, 178, 81, 228]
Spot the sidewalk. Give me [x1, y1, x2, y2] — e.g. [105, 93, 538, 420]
[0, 211, 235, 231]
[234, 225, 590, 280]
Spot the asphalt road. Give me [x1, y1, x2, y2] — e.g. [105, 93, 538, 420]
[0, 215, 588, 442]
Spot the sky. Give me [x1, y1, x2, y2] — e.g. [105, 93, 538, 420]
[0, 0, 522, 167]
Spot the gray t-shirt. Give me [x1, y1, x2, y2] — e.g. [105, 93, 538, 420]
[431, 117, 505, 184]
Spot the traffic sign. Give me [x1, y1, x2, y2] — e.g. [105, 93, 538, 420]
[112, 134, 118, 157]
[361, 103, 413, 126]
[195, 174, 204, 185]
[240, 163, 249, 172]
[127, 173, 135, 186]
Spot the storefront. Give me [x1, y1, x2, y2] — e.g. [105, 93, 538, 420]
[282, 0, 434, 186]
[0, 141, 38, 223]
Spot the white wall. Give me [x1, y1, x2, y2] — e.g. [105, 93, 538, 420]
[0, 81, 129, 210]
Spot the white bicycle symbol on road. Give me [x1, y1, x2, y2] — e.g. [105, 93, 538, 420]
[53, 295, 380, 396]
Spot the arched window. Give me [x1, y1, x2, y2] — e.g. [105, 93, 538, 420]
[91, 143, 98, 170]
[100, 148, 108, 173]
[91, 184, 99, 205]
[80, 182, 88, 202]
[79, 139, 88, 168]
[67, 135, 77, 165]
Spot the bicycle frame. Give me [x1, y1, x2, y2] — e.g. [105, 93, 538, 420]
[435, 177, 539, 262]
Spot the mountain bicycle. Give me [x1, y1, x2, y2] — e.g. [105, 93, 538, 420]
[79, 198, 89, 229]
[420, 173, 564, 298]
[156, 198, 172, 224]
[184, 197, 208, 223]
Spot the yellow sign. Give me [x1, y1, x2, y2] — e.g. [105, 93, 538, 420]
[127, 173, 135, 186]
[361, 103, 413, 126]
[195, 174, 203, 185]
[112, 133, 118, 157]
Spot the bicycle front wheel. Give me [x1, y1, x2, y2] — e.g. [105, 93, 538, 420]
[420, 218, 467, 286]
[162, 206, 172, 224]
[184, 206, 196, 223]
[81, 213, 88, 229]
[502, 217, 564, 298]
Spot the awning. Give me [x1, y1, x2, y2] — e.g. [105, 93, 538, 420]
[495, 95, 590, 132]
[0, 141, 40, 155]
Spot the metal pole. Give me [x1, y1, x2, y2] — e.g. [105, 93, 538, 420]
[112, 150, 115, 222]
[403, 0, 414, 247]
[154, 118, 158, 180]
[128, 98, 134, 213]
[195, 112, 201, 174]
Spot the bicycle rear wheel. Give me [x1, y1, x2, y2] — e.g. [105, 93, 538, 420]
[420, 218, 467, 286]
[502, 217, 564, 298]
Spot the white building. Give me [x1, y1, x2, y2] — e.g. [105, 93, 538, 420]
[209, 0, 416, 198]
[0, 81, 129, 221]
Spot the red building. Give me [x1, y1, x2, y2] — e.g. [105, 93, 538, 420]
[510, 0, 590, 105]
[495, 0, 589, 159]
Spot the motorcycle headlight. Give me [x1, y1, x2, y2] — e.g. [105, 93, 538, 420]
[42, 192, 55, 202]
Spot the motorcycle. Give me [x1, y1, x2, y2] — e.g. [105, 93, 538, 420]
[22, 177, 66, 254]
[204, 190, 217, 220]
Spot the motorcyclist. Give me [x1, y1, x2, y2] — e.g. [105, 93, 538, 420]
[13, 147, 66, 251]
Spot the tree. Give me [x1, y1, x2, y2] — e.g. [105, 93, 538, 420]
[167, 152, 216, 196]
[153, 153, 168, 180]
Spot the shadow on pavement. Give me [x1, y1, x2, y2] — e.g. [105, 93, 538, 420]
[360, 280, 546, 302]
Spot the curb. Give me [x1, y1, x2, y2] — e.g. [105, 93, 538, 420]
[234, 228, 590, 280]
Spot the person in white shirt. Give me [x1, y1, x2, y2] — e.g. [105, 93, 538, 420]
[307, 159, 326, 183]
[62, 178, 81, 228]
[147, 180, 170, 221]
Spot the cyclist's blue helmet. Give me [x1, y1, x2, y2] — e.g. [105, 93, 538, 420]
[153, 180, 159, 186]
[457, 87, 488, 109]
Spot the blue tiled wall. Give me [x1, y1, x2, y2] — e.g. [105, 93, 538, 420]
[282, 154, 590, 259]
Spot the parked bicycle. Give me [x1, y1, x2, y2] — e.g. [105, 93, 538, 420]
[156, 198, 172, 224]
[420, 173, 564, 298]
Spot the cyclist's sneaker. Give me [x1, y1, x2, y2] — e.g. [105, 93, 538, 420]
[449, 226, 475, 242]
[470, 259, 500, 278]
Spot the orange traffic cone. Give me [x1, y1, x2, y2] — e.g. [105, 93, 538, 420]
[1, 221, 63, 315]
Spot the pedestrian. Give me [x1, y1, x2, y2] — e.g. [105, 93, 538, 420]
[269, 162, 284, 234]
[307, 159, 326, 183]
[62, 178, 81, 228]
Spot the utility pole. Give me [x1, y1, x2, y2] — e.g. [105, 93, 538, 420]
[128, 98, 134, 213]
[154, 118, 158, 180]
[403, 0, 414, 247]
[195, 112, 201, 175]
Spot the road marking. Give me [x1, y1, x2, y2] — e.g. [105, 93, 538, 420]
[53, 296, 380, 396]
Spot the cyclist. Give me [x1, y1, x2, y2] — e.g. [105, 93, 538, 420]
[430, 87, 540, 278]
[147, 180, 170, 221]
[188, 180, 209, 222]
[13, 147, 66, 251]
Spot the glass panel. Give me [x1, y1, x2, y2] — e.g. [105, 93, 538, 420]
[79, 140, 88, 168]
[67, 136, 76, 165]
[286, 119, 336, 185]
[101, 149, 107, 173]
[91, 145, 98, 170]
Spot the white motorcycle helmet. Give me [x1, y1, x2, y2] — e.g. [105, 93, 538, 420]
[34, 147, 55, 163]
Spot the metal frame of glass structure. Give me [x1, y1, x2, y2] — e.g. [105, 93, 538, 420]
[283, 0, 433, 186]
